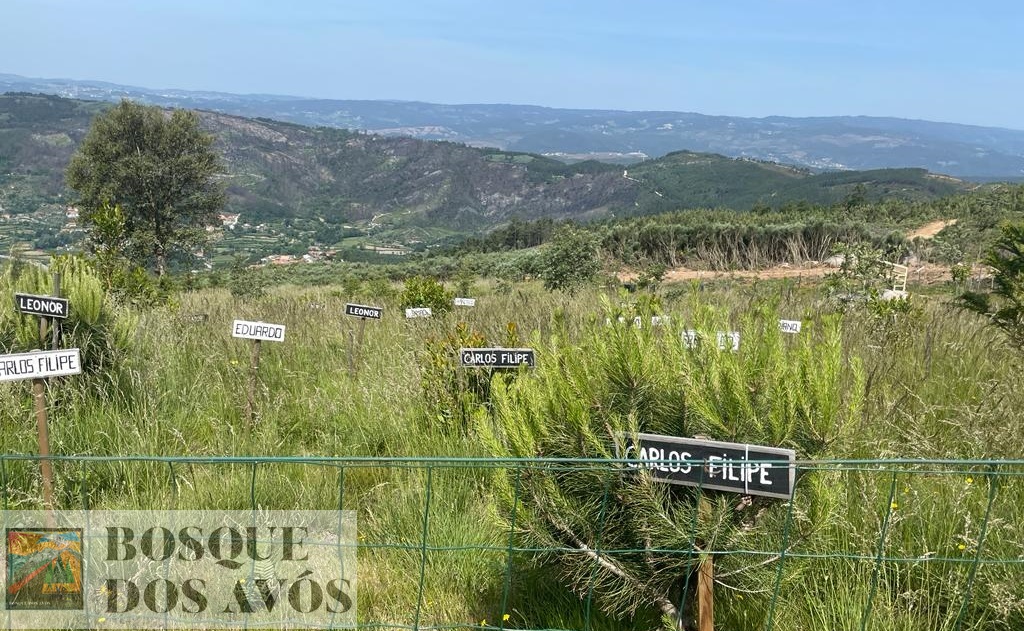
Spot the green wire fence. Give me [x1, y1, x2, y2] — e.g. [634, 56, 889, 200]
[1, 454, 1021, 630]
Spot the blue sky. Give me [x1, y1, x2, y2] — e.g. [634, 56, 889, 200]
[3, 0, 1022, 129]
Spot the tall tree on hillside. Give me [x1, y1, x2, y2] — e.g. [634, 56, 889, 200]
[66, 100, 226, 275]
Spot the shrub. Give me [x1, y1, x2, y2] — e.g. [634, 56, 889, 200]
[537, 227, 601, 293]
[478, 301, 863, 629]
[399, 276, 453, 314]
[228, 257, 266, 299]
[0, 255, 136, 375]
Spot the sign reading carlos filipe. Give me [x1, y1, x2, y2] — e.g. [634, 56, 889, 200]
[232, 320, 286, 342]
[1, 510, 357, 629]
[0, 349, 82, 383]
[344, 303, 382, 320]
[15, 293, 70, 319]
[459, 347, 535, 368]
[619, 433, 796, 499]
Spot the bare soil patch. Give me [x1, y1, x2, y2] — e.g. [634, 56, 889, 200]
[907, 219, 957, 240]
[620, 262, 957, 285]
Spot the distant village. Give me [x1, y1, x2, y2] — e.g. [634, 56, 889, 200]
[0, 203, 415, 267]
[213, 213, 411, 267]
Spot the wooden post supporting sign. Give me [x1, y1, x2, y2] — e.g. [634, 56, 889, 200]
[246, 339, 261, 425]
[698, 553, 714, 631]
[697, 496, 714, 631]
[14, 277, 69, 510]
[231, 319, 286, 424]
[619, 433, 797, 630]
[344, 304, 382, 376]
[0, 347, 81, 511]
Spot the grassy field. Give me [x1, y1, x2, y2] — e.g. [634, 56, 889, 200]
[1, 270, 1022, 630]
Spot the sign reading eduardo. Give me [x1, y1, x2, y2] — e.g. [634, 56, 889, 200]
[619, 433, 796, 499]
[231, 320, 286, 342]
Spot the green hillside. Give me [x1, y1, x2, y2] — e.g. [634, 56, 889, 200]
[0, 93, 971, 261]
[625, 151, 964, 214]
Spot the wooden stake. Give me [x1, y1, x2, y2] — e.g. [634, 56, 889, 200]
[697, 555, 714, 631]
[347, 329, 355, 375]
[245, 339, 262, 425]
[697, 495, 714, 631]
[33, 272, 61, 512]
[51, 273, 61, 351]
[356, 317, 367, 364]
[33, 377, 54, 510]
[347, 317, 368, 377]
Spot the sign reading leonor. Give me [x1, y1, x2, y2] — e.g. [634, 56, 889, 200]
[15, 293, 70, 319]
[620, 433, 796, 499]
[459, 347, 536, 368]
[345, 303, 383, 320]
[0, 348, 82, 383]
[231, 320, 286, 342]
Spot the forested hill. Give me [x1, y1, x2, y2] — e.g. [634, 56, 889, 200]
[0, 93, 968, 239]
[5, 72, 1024, 179]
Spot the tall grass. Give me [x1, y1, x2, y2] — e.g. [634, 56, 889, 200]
[1, 276, 1022, 629]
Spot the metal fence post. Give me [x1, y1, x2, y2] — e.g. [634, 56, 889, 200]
[413, 466, 435, 631]
[860, 470, 900, 630]
[764, 469, 799, 631]
[499, 467, 523, 631]
[583, 471, 613, 631]
[953, 465, 1000, 630]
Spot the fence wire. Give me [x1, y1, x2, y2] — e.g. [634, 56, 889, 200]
[1, 454, 1022, 631]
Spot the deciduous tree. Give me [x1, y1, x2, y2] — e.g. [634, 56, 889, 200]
[66, 100, 226, 276]
[538, 227, 601, 293]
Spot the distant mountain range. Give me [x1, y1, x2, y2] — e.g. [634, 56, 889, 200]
[3, 72, 1024, 180]
[0, 93, 968, 249]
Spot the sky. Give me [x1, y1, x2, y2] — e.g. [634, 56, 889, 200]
[3, 0, 1023, 129]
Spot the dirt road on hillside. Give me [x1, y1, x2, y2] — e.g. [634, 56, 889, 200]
[624, 262, 954, 285]
[907, 219, 957, 240]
